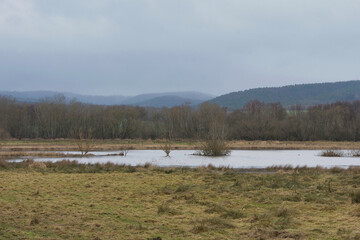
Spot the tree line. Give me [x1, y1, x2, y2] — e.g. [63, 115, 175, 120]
[0, 95, 360, 141]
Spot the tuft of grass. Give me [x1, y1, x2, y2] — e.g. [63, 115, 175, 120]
[125, 165, 136, 173]
[191, 220, 208, 234]
[147, 237, 162, 240]
[30, 216, 40, 226]
[160, 184, 191, 195]
[203, 202, 246, 219]
[191, 217, 234, 233]
[274, 203, 295, 218]
[205, 217, 235, 228]
[221, 209, 247, 219]
[157, 202, 179, 215]
[175, 184, 191, 193]
[160, 185, 176, 195]
[251, 203, 297, 232]
[351, 190, 360, 204]
[204, 203, 226, 214]
[0, 159, 9, 169]
[144, 162, 152, 169]
[351, 207, 360, 217]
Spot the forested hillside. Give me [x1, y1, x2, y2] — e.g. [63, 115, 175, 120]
[210, 80, 360, 110]
[1, 96, 360, 141]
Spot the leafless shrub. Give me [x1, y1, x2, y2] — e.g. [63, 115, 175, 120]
[71, 128, 95, 156]
[144, 162, 153, 168]
[198, 139, 230, 156]
[351, 150, 360, 157]
[119, 141, 132, 156]
[161, 140, 172, 157]
[321, 149, 344, 157]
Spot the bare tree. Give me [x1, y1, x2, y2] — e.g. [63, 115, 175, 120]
[71, 128, 95, 156]
[160, 108, 175, 157]
[161, 139, 172, 157]
[119, 140, 131, 156]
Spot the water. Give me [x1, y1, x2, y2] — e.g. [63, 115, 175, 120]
[13, 150, 360, 168]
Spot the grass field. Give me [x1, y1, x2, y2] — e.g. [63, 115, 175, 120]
[1, 161, 360, 239]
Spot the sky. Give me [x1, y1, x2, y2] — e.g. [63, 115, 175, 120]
[0, 0, 360, 96]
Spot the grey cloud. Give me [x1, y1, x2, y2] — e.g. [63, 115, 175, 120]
[0, 0, 360, 95]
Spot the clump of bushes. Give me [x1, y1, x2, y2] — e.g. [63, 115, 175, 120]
[28, 161, 47, 170]
[351, 150, 360, 157]
[197, 139, 230, 156]
[321, 150, 344, 157]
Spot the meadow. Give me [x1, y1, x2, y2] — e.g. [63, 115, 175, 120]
[1, 160, 360, 239]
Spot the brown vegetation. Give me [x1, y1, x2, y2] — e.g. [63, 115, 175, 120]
[0, 151, 91, 159]
[321, 149, 345, 157]
[0, 139, 359, 161]
[0, 161, 359, 239]
[161, 140, 172, 157]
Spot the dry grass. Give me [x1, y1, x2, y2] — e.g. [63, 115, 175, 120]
[228, 140, 360, 150]
[0, 151, 91, 159]
[1, 139, 360, 153]
[0, 162, 360, 239]
[320, 149, 360, 158]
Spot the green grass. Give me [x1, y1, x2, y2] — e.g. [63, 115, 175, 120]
[0, 161, 360, 239]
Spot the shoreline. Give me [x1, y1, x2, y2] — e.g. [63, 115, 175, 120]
[1, 139, 360, 150]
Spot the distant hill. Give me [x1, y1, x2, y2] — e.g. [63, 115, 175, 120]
[0, 91, 214, 107]
[210, 80, 360, 110]
[0, 91, 128, 105]
[122, 91, 213, 107]
[134, 95, 205, 108]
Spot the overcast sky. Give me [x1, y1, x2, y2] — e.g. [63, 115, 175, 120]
[1, 0, 360, 96]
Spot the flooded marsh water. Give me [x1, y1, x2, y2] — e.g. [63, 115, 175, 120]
[12, 150, 360, 169]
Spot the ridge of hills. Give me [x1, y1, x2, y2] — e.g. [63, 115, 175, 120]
[0, 90, 214, 108]
[210, 80, 360, 110]
[2, 80, 360, 109]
